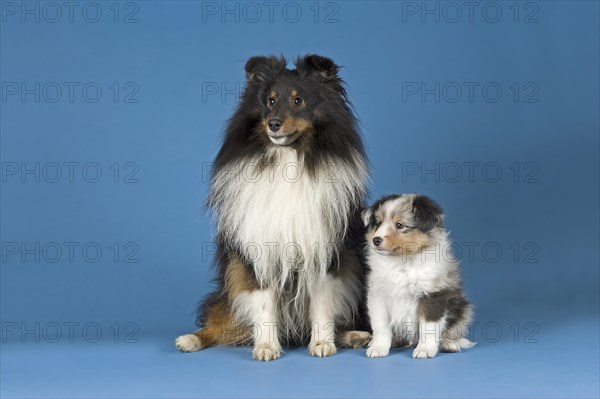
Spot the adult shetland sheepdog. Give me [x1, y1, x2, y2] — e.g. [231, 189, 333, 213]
[176, 55, 371, 360]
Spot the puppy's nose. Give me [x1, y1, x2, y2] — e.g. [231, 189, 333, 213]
[268, 118, 282, 132]
[373, 237, 382, 247]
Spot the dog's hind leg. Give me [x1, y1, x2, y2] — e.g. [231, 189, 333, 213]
[440, 303, 476, 352]
[175, 295, 251, 352]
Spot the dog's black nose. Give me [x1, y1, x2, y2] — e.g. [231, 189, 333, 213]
[268, 118, 282, 132]
[373, 237, 382, 246]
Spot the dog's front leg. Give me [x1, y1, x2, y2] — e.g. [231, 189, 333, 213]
[308, 277, 337, 357]
[366, 294, 392, 358]
[412, 317, 444, 359]
[235, 287, 281, 361]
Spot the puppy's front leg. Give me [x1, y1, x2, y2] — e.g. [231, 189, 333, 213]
[413, 317, 444, 359]
[366, 294, 392, 358]
[308, 277, 337, 357]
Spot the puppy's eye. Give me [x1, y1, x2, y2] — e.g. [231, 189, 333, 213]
[293, 97, 303, 107]
[395, 222, 404, 229]
[267, 97, 276, 106]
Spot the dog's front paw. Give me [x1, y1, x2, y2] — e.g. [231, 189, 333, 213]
[412, 344, 438, 359]
[309, 341, 337, 357]
[366, 345, 390, 358]
[175, 334, 202, 352]
[252, 343, 281, 361]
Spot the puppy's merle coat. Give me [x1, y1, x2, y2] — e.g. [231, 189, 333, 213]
[362, 194, 475, 359]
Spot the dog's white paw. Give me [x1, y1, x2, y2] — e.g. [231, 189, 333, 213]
[252, 343, 281, 361]
[412, 344, 438, 359]
[366, 345, 390, 358]
[440, 340, 461, 353]
[309, 341, 337, 357]
[175, 334, 202, 352]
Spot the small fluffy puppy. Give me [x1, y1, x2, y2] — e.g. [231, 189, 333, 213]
[362, 194, 475, 359]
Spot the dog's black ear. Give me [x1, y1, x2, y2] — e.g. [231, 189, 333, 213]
[245, 56, 287, 82]
[361, 207, 373, 227]
[412, 195, 444, 232]
[295, 54, 340, 81]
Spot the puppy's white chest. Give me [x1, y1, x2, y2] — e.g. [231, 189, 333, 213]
[370, 259, 438, 297]
[376, 268, 422, 326]
[368, 255, 445, 335]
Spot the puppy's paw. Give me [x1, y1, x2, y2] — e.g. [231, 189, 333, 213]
[175, 334, 202, 352]
[252, 343, 281, 361]
[309, 341, 337, 357]
[440, 340, 461, 353]
[412, 344, 438, 359]
[339, 330, 372, 348]
[366, 346, 390, 358]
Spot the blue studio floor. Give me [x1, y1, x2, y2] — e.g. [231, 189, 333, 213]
[2, 315, 598, 398]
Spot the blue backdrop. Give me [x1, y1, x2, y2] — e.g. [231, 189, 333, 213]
[1, 1, 598, 398]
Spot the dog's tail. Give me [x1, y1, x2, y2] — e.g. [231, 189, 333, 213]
[458, 338, 477, 349]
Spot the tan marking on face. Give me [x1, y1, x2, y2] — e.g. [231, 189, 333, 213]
[270, 91, 276, 99]
[367, 222, 430, 255]
[282, 116, 314, 134]
[366, 198, 431, 256]
[291, 89, 298, 97]
[386, 229, 430, 255]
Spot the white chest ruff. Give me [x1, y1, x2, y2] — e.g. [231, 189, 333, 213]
[211, 148, 367, 288]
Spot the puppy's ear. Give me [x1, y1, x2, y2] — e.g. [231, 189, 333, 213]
[412, 195, 444, 232]
[245, 56, 287, 82]
[361, 208, 373, 227]
[295, 54, 340, 81]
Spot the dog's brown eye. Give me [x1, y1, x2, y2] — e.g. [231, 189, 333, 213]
[395, 223, 404, 229]
[267, 97, 275, 107]
[293, 97, 303, 106]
